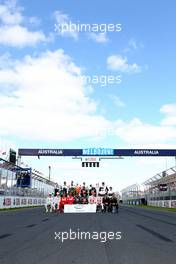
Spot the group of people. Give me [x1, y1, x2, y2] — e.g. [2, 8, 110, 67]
[45, 181, 119, 213]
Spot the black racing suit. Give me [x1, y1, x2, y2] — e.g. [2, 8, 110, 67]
[103, 197, 110, 212]
[80, 196, 88, 204]
[109, 197, 119, 213]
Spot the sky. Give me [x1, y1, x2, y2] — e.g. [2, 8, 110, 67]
[0, 0, 176, 191]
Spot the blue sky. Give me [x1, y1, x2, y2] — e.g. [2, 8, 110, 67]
[0, 0, 176, 190]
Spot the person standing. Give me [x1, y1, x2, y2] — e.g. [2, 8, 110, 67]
[75, 184, 81, 195]
[74, 193, 81, 204]
[95, 183, 99, 197]
[80, 192, 88, 204]
[62, 181, 68, 195]
[107, 187, 114, 198]
[98, 182, 108, 197]
[81, 182, 88, 196]
[102, 195, 110, 213]
[69, 181, 76, 195]
[110, 193, 119, 213]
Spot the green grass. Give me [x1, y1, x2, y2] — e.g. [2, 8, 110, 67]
[124, 204, 176, 213]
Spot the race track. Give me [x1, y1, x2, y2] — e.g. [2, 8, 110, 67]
[0, 206, 176, 264]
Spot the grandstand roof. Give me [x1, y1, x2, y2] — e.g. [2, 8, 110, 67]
[143, 166, 176, 187]
[121, 183, 140, 194]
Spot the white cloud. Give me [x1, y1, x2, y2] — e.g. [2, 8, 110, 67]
[0, 49, 112, 141]
[161, 116, 176, 126]
[160, 104, 176, 126]
[28, 17, 41, 26]
[0, 48, 175, 147]
[113, 118, 176, 144]
[109, 95, 126, 108]
[107, 54, 141, 73]
[0, 0, 23, 25]
[88, 32, 108, 43]
[124, 38, 144, 53]
[128, 38, 138, 50]
[54, 11, 109, 43]
[0, 25, 47, 47]
[0, 0, 49, 47]
[160, 104, 176, 115]
[54, 10, 78, 39]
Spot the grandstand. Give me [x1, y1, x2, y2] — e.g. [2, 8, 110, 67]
[121, 184, 146, 205]
[143, 166, 176, 208]
[0, 157, 56, 209]
[121, 166, 176, 208]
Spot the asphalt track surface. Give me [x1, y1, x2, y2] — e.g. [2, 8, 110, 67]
[0, 206, 176, 264]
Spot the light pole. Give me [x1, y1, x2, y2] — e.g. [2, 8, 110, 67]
[48, 166, 51, 181]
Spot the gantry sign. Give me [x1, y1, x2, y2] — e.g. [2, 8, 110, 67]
[18, 148, 176, 167]
[18, 148, 176, 157]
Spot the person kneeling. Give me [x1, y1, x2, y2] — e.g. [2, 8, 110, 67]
[59, 193, 67, 213]
[88, 190, 97, 204]
[45, 193, 53, 213]
[53, 192, 60, 212]
[67, 192, 75, 205]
